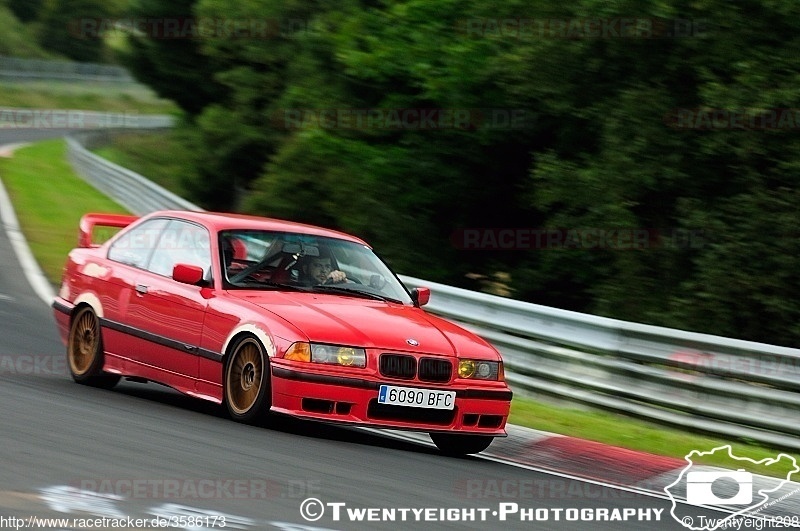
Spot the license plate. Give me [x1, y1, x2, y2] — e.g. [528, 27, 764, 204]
[377, 385, 456, 410]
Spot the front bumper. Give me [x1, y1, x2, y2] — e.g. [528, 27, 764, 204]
[269, 362, 512, 436]
[52, 297, 73, 345]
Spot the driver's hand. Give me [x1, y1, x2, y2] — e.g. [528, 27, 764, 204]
[326, 270, 347, 283]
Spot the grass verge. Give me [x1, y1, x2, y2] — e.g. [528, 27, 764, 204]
[2, 138, 798, 480]
[0, 81, 178, 114]
[92, 130, 195, 196]
[510, 396, 798, 479]
[0, 139, 129, 282]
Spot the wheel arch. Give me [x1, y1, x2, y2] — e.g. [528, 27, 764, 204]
[221, 324, 276, 367]
[72, 292, 104, 319]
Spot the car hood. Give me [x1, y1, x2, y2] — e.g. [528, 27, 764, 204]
[229, 291, 461, 355]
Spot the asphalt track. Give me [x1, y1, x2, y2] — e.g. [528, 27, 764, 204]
[0, 133, 732, 530]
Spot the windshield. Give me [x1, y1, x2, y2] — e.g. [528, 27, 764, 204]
[220, 230, 413, 304]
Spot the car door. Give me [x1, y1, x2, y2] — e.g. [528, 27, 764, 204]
[124, 219, 212, 394]
[103, 217, 170, 361]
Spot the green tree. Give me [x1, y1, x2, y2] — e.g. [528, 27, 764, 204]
[515, 0, 800, 344]
[121, 0, 227, 115]
[37, 0, 109, 61]
[7, 0, 44, 22]
[670, 189, 800, 344]
[122, 0, 800, 346]
[242, 0, 544, 276]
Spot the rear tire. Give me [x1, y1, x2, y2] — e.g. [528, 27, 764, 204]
[67, 307, 119, 389]
[430, 433, 494, 456]
[224, 336, 271, 424]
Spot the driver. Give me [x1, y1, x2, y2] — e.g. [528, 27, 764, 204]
[298, 251, 348, 285]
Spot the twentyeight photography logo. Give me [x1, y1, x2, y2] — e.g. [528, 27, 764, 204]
[664, 445, 799, 530]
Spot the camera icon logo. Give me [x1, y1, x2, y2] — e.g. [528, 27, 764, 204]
[686, 469, 753, 506]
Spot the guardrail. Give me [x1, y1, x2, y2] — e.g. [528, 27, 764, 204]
[66, 130, 800, 451]
[399, 276, 800, 450]
[0, 56, 135, 82]
[67, 126, 198, 215]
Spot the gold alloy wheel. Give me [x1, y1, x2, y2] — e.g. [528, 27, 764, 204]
[68, 308, 100, 376]
[226, 337, 265, 415]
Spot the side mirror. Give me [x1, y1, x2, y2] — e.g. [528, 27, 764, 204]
[411, 287, 431, 307]
[173, 263, 204, 285]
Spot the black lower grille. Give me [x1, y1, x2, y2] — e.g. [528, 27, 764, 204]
[419, 358, 452, 382]
[380, 354, 416, 379]
[302, 398, 334, 414]
[478, 415, 503, 428]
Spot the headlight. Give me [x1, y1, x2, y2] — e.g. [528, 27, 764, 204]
[458, 359, 502, 380]
[284, 342, 366, 368]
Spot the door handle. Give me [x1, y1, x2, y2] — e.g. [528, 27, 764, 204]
[135, 284, 148, 294]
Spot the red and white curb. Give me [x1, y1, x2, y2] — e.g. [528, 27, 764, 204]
[488, 425, 800, 522]
[489, 424, 685, 486]
[379, 423, 799, 525]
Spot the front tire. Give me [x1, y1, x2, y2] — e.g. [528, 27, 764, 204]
[430, 433, 494, 456]
[224, 336, 271, 424]
[67, 307, 119, 389]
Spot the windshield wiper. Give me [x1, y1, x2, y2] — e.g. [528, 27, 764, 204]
[309, 285, 402, 303]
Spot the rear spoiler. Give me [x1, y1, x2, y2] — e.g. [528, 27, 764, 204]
[79, 213, 139, 248]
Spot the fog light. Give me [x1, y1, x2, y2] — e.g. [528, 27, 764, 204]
[458, 360, 476, 378]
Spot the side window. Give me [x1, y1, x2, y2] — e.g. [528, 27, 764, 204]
[147, 220, 211, 278]
[107, 219, 169, 269]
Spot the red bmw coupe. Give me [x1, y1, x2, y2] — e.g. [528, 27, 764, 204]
[52, 211, 512, 455]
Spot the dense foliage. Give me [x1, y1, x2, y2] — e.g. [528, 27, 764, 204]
[0, 2, 52, 58]
[96, 1, 800, 346]
[5, 0, 44, 23]
[2, 0, 130, 61]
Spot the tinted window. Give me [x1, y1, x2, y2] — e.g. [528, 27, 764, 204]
[107, 218, 169, 269]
